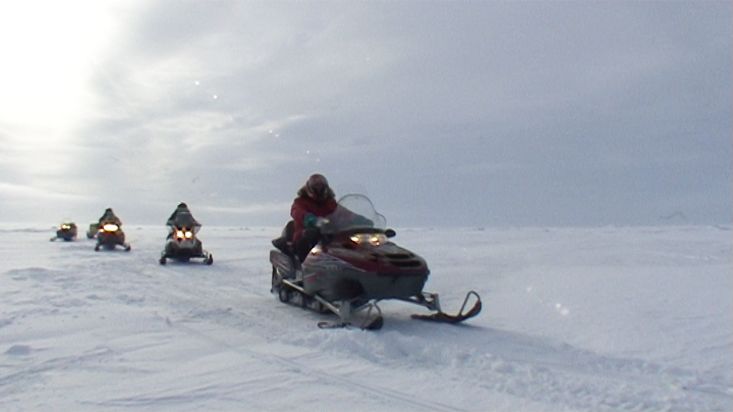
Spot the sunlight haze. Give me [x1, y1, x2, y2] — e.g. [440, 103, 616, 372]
[1, 1, 730, 227]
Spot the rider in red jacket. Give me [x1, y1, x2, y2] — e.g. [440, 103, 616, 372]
[290, 174, 337, 261]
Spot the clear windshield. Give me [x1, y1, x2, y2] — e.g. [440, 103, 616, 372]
[321, 194, 387, 234]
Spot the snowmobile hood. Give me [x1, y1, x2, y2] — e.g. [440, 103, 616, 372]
[323, 237, 429, 275]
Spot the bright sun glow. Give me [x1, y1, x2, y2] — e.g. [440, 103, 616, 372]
[0, 1, 127, 142]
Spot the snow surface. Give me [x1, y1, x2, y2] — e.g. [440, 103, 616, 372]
[1, 224, 731, 411]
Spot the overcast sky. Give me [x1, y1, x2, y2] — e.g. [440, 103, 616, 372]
[0, 0, 730, 227]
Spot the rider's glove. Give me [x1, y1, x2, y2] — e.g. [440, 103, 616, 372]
[304, 213, 318, 228]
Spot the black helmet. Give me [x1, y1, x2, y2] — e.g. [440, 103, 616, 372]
[305, 174, 330, 200]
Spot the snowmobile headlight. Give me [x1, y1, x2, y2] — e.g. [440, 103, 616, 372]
[368, 234, 386, 246]
[102, 223, 119, 232]
[185, 231, 193, 239]
[176, 230, 185, 239]
[350, 233, 386, 246]
[61, 224, 71, 230]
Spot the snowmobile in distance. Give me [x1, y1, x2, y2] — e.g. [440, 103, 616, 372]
[95, 221, 131, 251]
[86, 222, 99, 239]
[270, 194, 482, 330]
[50, 222, 77, 241]
[159, 220, 213, 265]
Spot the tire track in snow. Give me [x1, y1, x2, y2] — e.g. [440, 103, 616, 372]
[167, 319, 466, 412]
[0, 347, 116, 399]
[137, 263, 466, 412]
[57, 238, 731, 412]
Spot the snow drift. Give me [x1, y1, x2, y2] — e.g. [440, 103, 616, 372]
[1, 224, 731, 411]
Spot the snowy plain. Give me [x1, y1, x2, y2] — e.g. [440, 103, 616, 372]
[0, 223, 731, 411]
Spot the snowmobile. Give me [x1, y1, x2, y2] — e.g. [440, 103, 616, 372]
[50, 222, 77, 241]
[269, 194, 482, 330]
[94, 221, 131, 251]
[86, 222, 99, 239]
[159, 214, 213, 265]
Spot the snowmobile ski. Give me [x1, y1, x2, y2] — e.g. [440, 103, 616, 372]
[411, 290, 482, 324]
[317, 304, 384, 330]
[316, 318, 383, 330]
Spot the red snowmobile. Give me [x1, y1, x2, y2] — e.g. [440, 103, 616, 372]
[270, 194, 481, 330]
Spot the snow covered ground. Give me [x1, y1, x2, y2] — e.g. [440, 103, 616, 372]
[1, 224, 731, 411]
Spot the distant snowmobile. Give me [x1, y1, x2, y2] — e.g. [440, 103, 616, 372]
[270, 194, 481, 330]
[95, 221, 131, 251]
[159, 204, 212, 265]
[86, 222, 99, 239]
[159, 223, 213, 265]
[50, 222, 78, 241]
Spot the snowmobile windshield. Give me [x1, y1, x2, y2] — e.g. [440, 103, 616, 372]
[321, 194, 387, 235]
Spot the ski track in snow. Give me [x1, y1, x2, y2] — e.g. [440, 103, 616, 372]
[0, 225, 731, 411]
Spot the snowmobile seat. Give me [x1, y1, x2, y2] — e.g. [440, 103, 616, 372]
[272, 220, 295, 255]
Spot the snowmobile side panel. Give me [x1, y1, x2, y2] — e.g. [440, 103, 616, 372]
[270, 249, 296, 278]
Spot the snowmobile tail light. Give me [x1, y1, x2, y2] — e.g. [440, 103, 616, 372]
[102, 223, 119, 232]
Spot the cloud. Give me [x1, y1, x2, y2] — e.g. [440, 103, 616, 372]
[197, 201, 292, 216]
[0, 181, 92, 202]
[1, 1, 730, 227]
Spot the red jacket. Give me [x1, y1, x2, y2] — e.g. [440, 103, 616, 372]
[290, 195, 337, 242]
